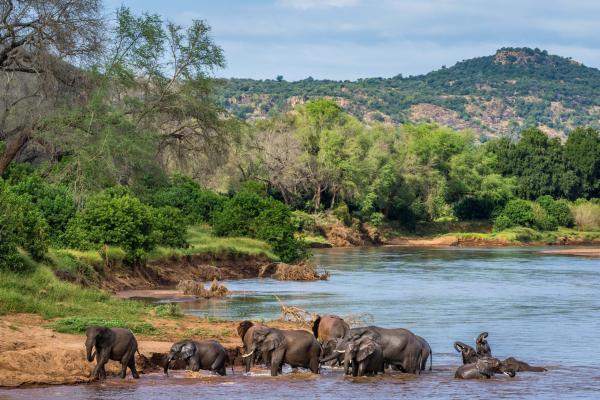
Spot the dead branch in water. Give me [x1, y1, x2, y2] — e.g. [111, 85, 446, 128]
[274, 295, 315, 327]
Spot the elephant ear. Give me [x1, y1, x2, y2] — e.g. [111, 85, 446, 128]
[180, 341, 196, 359]
[357, 341, 376, 362]
[263, 331, 285, 352]
[96, 327, 113, 347]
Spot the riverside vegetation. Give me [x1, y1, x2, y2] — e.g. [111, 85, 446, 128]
[1, 1, 600, 343]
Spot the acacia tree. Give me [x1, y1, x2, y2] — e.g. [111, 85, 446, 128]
[0, 0, 103, 174]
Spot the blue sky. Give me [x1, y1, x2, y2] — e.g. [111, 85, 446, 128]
[104, 0, 600, 81]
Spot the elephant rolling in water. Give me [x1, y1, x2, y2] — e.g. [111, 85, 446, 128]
[244, 327, 321, 376]
[476, 332, 491, 357]
[85, 326, 140, 380]
[454, 341, 479, 364]
[502, 356, 547, 372]
[455, 357, 516, 379]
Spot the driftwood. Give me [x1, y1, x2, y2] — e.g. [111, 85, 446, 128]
[177, 279, 229, 298]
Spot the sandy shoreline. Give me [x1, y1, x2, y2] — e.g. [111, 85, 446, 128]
[0, 314, 300, 387]
[538, 248, 600, 257]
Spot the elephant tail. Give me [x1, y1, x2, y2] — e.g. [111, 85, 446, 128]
[429, 352, 433, 371]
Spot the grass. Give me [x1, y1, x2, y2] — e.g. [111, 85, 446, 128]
[180, 327, 234, 341]
[0, 257, 161, 334]
[447, 227, 600, 243]
[147, 225, 278, 262]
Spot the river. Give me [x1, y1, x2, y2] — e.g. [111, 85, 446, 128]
[2, 246, 599, 399]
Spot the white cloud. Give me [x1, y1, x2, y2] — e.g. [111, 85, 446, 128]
[276, 0, 360, 10]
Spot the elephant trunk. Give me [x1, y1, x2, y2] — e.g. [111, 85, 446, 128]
[319, 352, 340, 363]
[164, 353, 174, 375]
[85, 337, 96, 362]
[343, 351, 351, 375]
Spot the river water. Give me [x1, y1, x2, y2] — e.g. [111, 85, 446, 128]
[2, 246, 600, 399]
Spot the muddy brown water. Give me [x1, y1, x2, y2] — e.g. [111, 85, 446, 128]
[2, 246, 600, 399]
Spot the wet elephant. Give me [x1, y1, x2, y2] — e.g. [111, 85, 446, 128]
[85, 326, 140, 380]
[455, 357, 516, 379]
[454, 341, 479, 365]
[237, 320, 270, 373]
[476, 332, 492, 357]
[244, 327, 321, 376]
[312, 315, 349, 366]
[164, 339, 229, 376]
[336, 326, 425, 374]
[502, 356, 547, 372]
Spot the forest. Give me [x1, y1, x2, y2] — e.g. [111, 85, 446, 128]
[1, 3, 600, 273]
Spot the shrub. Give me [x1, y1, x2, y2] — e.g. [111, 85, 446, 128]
[536, 196, 574, 227]
[531, 203, 558, 231]
[150, 175, 225, 223]
[369, 212, 385, 227]
[0, 181, 49, 270]
[571, 201, 600, 230]
[291, 210, 316, 233]
[152, 206, 188, 248]
[213, 188, 308, 263]
[9, 174, 76, 245]
[494, 199, 536, 231]
[65, 192, 157, 263]
[332, 202, 351, 226]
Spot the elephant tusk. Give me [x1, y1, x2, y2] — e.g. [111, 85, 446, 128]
[241, 350, 254, 358]
[336, 350, 345, 353]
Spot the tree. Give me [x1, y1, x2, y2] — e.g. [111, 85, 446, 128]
[0, 0, 104, 174]
[564, 127, 600, 198]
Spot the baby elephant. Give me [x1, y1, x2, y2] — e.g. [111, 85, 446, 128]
[85, 326, 140, 380]
[164, 340, 230, 376]
[320, 336, 383, 377]
[455, 357, 516, 379]
[502, 357, 547, 372]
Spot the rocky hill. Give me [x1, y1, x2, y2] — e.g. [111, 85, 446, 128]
[218, 48, 600, 140]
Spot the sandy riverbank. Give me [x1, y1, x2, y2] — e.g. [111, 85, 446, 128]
[0, 314, 301, 387]
[538, 248, 600, 257]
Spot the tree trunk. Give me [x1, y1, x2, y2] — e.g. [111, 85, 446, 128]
[0, 128, 32, 175]
[314, 184, 321, 211]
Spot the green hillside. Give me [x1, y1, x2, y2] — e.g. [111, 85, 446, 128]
[219, 47, 600, 140]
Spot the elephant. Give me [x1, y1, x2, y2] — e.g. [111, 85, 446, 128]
[322, 336, 383, 376]
[476, 332, 492, 357]
[455, 357, 517, 379]
[164, 340, 230, 376]
[416, 335, 432, 371]
[312, 315, 349, 366]
[237, 320, 270, 373]
[335, 326, 425, 374]
[454, 341, 479, 365]
[502, 356, 547, 372]
[85, 326, 140, 380]
[243, 327, 321, 376]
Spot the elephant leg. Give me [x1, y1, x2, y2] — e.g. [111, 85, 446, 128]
[270, 351, 284, 377]
[352, 360, 359, 377]
[120, 348, 135, 378]
[93, 349, 110, 380]
[211, 353, 227, 376]
[128, 357, 140, 379]
[358, 362, 367, 377]
[309, 355, 320, 374]
[245, 354, 252, 373]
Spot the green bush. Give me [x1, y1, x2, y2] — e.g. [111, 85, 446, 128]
[291, 210, 317, 234]
[369, 212, 385, 227]
[213, 188, 308, 263]
[494, 199, 536, 231]
[9, 174, 76, 245]
[536, 195, 574, 227]
[65, 192, 157, 263]
[150, 175, 225, 223]
[532, 203, 558, 231]
[0, 180, 49, 270]
[332, 202, 351, 226]
[152, 206, 188, 248]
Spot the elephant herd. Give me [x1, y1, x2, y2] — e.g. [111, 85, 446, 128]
[84, 317, 546, 381]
